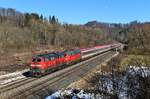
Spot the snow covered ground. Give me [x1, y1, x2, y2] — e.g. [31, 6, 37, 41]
[118, 66, 150, 99]
[0, 69, 28, 85]
[45, 66, 150, 99]
[45, 89, 104, 99]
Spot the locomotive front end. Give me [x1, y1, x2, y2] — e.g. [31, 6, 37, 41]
[30, 57, 46, 76]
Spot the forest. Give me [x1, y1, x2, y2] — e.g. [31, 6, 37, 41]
[0, 8, 112, 56]
[0, 8, 150, 56]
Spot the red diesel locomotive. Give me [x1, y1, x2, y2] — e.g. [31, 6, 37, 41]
[30, 49, 81, 76]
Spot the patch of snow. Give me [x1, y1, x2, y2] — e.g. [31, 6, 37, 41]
[0, 69, 28, 85]
[98, 75, 114, 94]
[45, 89, 97, 99]
[0, 69, 29, 79]
[127, 66, 150, 77]
[118, 66, 150, 99]
[77, 90, 92, 99]
[45, 91, 61, 99]
[0, 75, 25, 85]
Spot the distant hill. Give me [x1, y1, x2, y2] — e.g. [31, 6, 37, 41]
[85, 21, 106, 27]
[85, 21, 126, 28]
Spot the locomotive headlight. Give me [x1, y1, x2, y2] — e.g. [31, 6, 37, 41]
[31, 64, 35, 67]
[31, 64, 42, 67]
[36, 64, 42, 67]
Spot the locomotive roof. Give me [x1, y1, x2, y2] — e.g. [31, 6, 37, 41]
[55, 51, 65, 55]
[33, 52, 57, 57]
[33, 51, 65, 58]
[32, 49, 80, 58]
[64, 49, 80, 53]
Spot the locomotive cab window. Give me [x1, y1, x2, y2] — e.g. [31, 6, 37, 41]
[32, 58, 36, 62]
[32, 58, 41, 62]
[37, 58, 41, 62]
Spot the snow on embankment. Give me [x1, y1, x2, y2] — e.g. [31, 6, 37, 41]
[45, 66, 150, 99]
[119, 66, 150, 99]
[45, 89, 101, 99]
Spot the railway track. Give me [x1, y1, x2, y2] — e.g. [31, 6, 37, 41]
[0, 51, 117, 99]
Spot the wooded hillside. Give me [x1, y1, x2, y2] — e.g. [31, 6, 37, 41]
[0, 8, 113, 55]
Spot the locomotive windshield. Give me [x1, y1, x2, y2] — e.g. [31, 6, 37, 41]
[32, 58, 41, 62]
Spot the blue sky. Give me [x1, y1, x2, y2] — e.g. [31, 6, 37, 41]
[0, 0, 150, 24]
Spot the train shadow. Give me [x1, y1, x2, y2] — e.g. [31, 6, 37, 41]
[22, 71, 32, 77]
